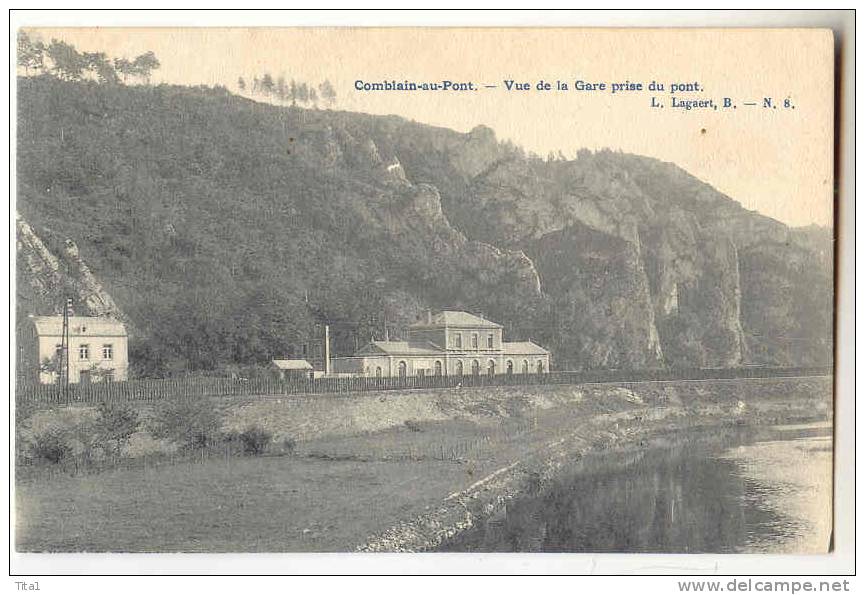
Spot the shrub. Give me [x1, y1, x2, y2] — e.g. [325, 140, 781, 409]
[70, 418, 100, 465]
[15, 397, 37, 428]
[281, 436, 297, 455]
[404, 419, 423, 432]
[148, 398, 221, 450]
[14, 398, 38, 461]
[239, 426, 272, 456]
[94, 401, 140, 457]
[221, 429, 240, 443]
[31, 429, 72, 464]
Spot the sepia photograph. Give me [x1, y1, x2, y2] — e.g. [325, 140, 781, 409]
[9, 12, 853, 579]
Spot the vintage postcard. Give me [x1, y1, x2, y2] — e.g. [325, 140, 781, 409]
[13, 24, 837, 566]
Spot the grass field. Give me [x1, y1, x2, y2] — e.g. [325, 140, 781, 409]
[15, 378, 832, 552]
[16, 406, 584, 552]
[17, 455, 472, 552]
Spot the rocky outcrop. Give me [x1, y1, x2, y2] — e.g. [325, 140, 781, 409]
[528, 223, 663, 369]
[16, 213, 123, 319]
[16, 214, 65, 303]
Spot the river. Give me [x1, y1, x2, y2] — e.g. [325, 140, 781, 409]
[439, 423, 832, 553]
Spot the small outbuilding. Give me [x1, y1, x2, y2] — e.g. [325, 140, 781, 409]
[271, 359, 314, 380]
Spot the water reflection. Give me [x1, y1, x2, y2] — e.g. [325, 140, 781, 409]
[441, 425, 830, 553]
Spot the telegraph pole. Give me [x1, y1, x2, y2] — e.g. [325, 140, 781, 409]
[61, 298, 72, 404]
[324, 324, 331, 376]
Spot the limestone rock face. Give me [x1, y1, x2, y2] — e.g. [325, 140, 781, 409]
[16, 214, 123, 320]
[527, 222, 663, 369]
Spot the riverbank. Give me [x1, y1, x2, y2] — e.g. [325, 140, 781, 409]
[357, 378, 832, 552]
[438, 422, 833, 553]
[15, 377, 831, 552]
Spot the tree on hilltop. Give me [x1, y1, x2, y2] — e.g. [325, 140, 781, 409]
[17, 31, 45, 76]
[276, 75, 288, 103]
[288, 79, 299, 106]
[46, 39, 85, 81]
[297, 81, 310, 105]
[83, 51, 119, 84]
[260, 73, 275, 97]
[132, 51, 160, 84]
[19, 35, 158, 86]
[113, 58, 135, 82]
[318, 80, 336, 108]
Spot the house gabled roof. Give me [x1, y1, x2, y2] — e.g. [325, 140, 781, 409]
[355, 340, 446, 356]
[501, 341, 550, 356]
[271, 359, 313, 370]
[31, 315, 127, 338]
[409, 310, 502, 329]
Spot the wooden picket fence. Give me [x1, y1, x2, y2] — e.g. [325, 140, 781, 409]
[15, 365, 832, 408]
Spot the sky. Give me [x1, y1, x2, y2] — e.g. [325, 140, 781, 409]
[24, 27, 835, 227]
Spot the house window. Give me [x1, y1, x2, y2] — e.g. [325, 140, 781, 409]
[471, 334, 478, 349]
[455, 361, 463, 376]
[102, 344, 114, 360]
[487, 360, 496, 375]
[79, 344, 89, 360]
[471, 360, 480, 375]
[506, 360, 514, 375]
[454, 333, 462, 349]
[487, 334, 494, 349]
[522, 360, 529, 374]
[434, 361, 443, 376]
[537, 360, 545, 373]
[375, 366, 382, 378]
[55, 344, 63, 358]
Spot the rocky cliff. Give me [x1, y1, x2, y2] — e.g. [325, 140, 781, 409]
[15, 76, 833, 374]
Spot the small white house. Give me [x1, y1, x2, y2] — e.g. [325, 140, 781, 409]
[26, 315, 129, 384]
